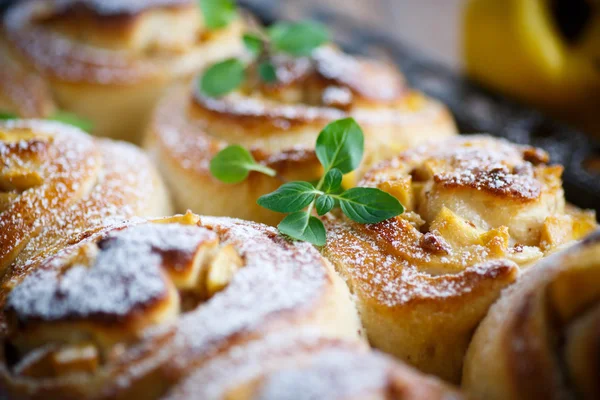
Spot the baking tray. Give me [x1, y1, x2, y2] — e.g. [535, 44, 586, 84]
[239, 0, 600, 214]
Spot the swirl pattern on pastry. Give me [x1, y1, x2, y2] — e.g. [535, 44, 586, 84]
[322, 135, 597, 382]
[145, 46, 457, 224]
[0, 119, 172, 331]
[0, 213, 361, 399]
[463, 229, 600, 400]
[2, 0, 244, 141]
[163, 330, 462, 400]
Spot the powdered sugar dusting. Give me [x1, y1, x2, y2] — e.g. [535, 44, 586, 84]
[313, 46, 404, 101]
[174, 216, 330, 361]
[3, 0, 197, 84]
[0, 59, 55, 118]
[254, 350, 392, 400]
[3, 216, 346, 396]
[191, 44, 443, 128]
[0, 119, 97, 270]
[321, 137, 551, 307]
[7, 224, 214, 323]
[162, 330, 390, 400]
[324, 216, 518, 307]
[162, 330, 347, 399]
[196, 93, 345, 124]
[0, 119, 169, 331]
[152, 67, 450, 182]
[164, 329, 458, 400]
[4, 1, 157, 84]
[366, 135, 544, 200]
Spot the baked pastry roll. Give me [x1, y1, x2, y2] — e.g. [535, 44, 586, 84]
[146, 46, 457, 225]
[0, 213, 361, 399]
[163, 330, 462, 400]
[463, 229, 600, 400]
[1, 0, 244, 142]
[0, 119, 172, 308]
[322, 135, 597, 382]
[0, 51, 56, 119]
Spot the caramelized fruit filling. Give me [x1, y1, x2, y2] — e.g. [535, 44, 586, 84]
[0, 129, 49, 212]
[3, 215, 243, 378]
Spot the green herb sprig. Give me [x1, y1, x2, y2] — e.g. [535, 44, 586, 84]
[0, 110, 93, 132]
[198, 0, 237, 30]
[209, 144, 276, 183]
[0, 111, 17, 120]
[199, 20, 329, 98]
[209, 118, 404, 246]
[49, 111, 94, 132]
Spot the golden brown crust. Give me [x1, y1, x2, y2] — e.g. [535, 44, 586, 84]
[322, 135, 597, 382]
[361, 135, 596, 248]
[146, 47, 456, 224]
[162, 331, 463, 400]
[2, 0, 244, 141]
[0, 119, 172, 332]
[463, 229, 600, 400]
[191, 47, 409, 129]
[3, 0, 241, 85]
[0, 214, 362, 399]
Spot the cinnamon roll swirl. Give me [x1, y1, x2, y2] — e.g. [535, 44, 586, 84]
[2, 0, 244, 142]
[0, 119, 172, 316]
[146, 47, 457, 225]
[163, 330, 462, 400]
[463, 229, 600, 400]
[322, 135, 597, 382]
[0, 213, 361, 399]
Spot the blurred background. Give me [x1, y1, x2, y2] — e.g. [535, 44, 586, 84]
[0, 0, 597, 204]
[1, 0, 597, 135]
[245, 0, 465, 70]
[239, 0, 599, 209]
[243, 0, 599, 137]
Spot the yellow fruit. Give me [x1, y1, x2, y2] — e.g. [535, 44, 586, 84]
[464, 0, 600, 135]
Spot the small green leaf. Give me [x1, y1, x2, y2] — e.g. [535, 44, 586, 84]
[322, 168, 342, 193]
[243, 33, 264, 55]
[50, 111, 93, 132]
[200, 58, 245, 97]
[315, 118, 364, 174]
[337, 187, 404, 224]
[199, 0, 236, 30]
[269, 21, 329, 56]
[210, 145, 276, 184]
[258, 61, 278, 83]
[316, 195, 335, 216]
[0, 111, 18, 120]
[278, 211, 326, 246]
[257, 181, 317, 213]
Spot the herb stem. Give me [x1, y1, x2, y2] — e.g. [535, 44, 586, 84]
[314, 168, 328, 192]
[303, 169, 328, 220]
[306, 201, 315, 217]
[248, 164, 277, 177]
